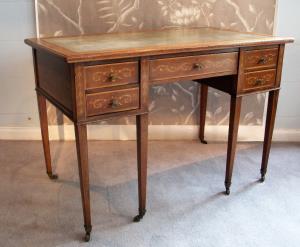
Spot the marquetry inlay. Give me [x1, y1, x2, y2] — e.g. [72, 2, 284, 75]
[149, 52, 238, 82]
[244, 69, 276, 91]
[86, 87, 139, 116]
[89, 94, 136, 109]
[244, 48, 278, 69]
[84, 62, 139, 89]
[92, 68, 135, 82]
[152, 59, 236, 73]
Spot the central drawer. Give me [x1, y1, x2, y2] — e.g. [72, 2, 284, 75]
[86, 87, 140, 116]
[149, 52, 238, 82]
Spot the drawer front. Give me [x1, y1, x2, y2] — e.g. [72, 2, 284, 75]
[244, 48, 278, 70]
[84, 62, 139, 89]
[242, 69, 277, 92]
[149, 52, 238, 82]
[86, 87, 139, 116]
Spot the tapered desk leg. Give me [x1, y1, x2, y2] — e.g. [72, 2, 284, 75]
[225, 96, 242, 195]
[36, 93, 58, 180]
[260, 90, 280, 182]
[199, 84, 208, 144]
[74, 124, 92, 242]
[134, 114, 148, 222]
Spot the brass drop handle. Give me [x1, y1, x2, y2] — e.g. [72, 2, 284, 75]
[258, 57, 267, 65]
[193, 63, 204, 70]
[255, 79, 265, 86]
[110, 99, 120, 108]
[107, 73, 119, 82]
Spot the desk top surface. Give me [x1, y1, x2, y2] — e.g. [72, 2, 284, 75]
[25, 28, 293, 63]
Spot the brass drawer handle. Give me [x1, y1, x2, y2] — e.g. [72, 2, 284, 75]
[193, 63, 204, 70]
[107, 73, 119, 82]
[258, 57, 267, 65]
[109, 99, 121, 108]
[255, 79, 265, 86]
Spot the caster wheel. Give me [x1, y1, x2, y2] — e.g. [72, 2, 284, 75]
[47, 172, 58, 180]
[133, 209, 146, 223]
[225, 189, 230, 196]
[133, 214, 142, 222]
[260, 176, 265, 183]
[84, 233, 90, 242]
[200, 140, 208, 144]
[84, 225, 92, 242]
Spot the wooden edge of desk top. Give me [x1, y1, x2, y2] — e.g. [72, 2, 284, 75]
[24, 28, 294, 63]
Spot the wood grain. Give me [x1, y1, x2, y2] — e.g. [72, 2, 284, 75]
[242, 69, 277, 93]
[199, 83, 208, 144]
[74, 124, 92, 239]
[149, 52, 238, 83]
[225, 96, 242, 195]
[84, 61, 139, 90]
[244, 48, 278, 71]
[260, 90, 280, 181]
[86, 87, 140, 116]
[35, 49, 73, 111]
[136, 114, 148, 218]
[275, 44, 286, 88]
[36, 94, 54, 176]
[140, 58, 150, 112]
[73, 64, 87, 122]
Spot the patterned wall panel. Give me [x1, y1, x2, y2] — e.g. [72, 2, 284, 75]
[36, 0, 276, 126]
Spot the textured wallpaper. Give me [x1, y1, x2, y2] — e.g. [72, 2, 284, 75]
[36, 0, 276, 125]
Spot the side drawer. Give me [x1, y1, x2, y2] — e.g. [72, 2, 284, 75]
[86, 87, 140, 116]
[242, 69, 277, 93]
[83, 61, 139, 90]
[149, 52, 238, 82]
[244, 48, 278, 70]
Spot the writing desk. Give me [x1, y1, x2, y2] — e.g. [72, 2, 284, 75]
[25, 28, 293, 241]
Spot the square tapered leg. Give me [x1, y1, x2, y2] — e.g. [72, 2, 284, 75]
[36, 93, 58, 180]
[134, 114, 148, 222]
[260, 90, 280, 182]
[199, 84, 208, 144]
[225, 96, 242, 195]
[74, 124, 92, 241]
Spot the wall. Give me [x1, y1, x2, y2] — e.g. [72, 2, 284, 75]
[275, 0, 300, 129]
[0, 0, 37, 127]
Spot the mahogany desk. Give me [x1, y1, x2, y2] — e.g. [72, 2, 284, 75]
[25, 28, 293, 241]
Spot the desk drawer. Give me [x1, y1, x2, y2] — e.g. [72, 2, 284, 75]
[149, 52, 238, 82]
[244, 48, 278, 70]
[242, 69, 277, 92]
[86, 87, 139, 116]
[84, 62, 139, 90]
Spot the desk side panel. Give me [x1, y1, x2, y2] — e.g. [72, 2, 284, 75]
[35, 49, 73, 117]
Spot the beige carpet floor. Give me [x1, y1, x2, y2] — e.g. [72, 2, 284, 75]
[0, 141, 299, 247]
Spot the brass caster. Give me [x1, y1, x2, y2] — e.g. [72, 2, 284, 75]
[84, 225, 92, 242]
[224, 181, 231, 196]
[225, 188, 230, 196]
[47, 172, 58, 180]
[200, 139, 208, 144]
[133, 209, 146, 222]
[84, 232, 90, 242]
